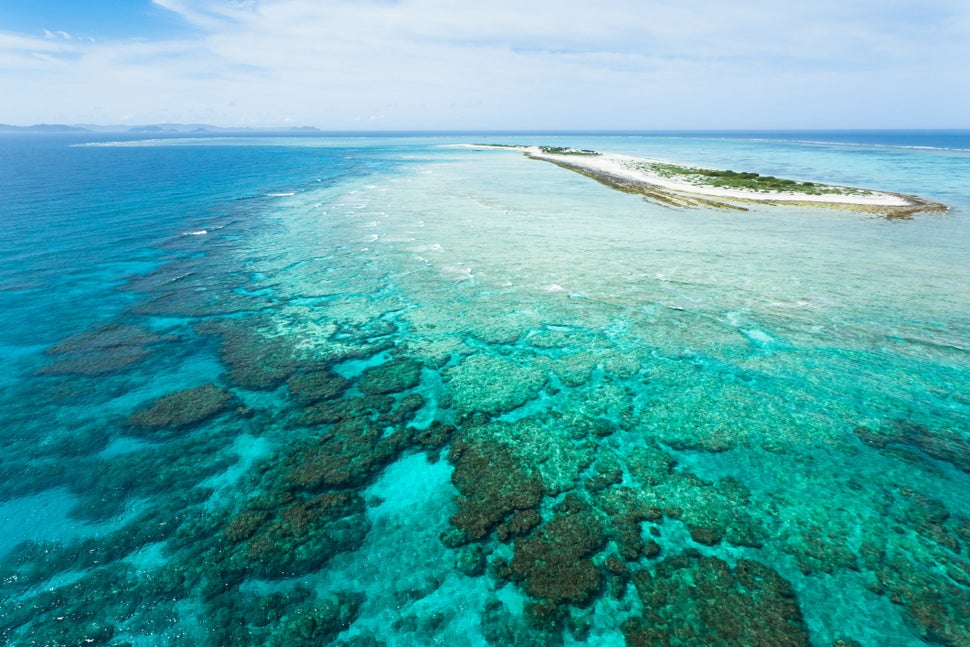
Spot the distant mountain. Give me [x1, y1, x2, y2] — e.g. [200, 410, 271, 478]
[0, 123, 91, 133]
[1, 123, 322, 134]
[127, 125, 178, 133]
[113, 123, 322, 134]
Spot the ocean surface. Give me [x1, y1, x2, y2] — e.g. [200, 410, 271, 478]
[0, 130, 968, 646]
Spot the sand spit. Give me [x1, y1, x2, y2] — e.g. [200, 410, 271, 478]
[461, 144, 948, 218]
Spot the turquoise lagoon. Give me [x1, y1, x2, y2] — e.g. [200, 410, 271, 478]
[0, 131, 968, 645]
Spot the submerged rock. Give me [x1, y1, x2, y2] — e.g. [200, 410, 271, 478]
[412, 422, 455, 456]
[131, 280, 273, 317]
[454, 544, 486, 577]
[497, 509, 542, 542]
[861, 520, 970, 645]
[40, 345, 150, 376]
[478, 416, 597, 495]
[688, 523, 725, 546]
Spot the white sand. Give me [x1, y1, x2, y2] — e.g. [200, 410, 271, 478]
[455, 144, 939, 210]
[518, 146, 914, 207]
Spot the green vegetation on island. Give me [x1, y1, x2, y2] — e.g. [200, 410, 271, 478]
[477, 143, 947, 218]
[639, 163, 866, 196]
[538, 146, 600, 156]
[470, 145, 598, 156]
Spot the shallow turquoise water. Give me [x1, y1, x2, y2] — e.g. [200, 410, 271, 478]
[1, 132, 968, 645]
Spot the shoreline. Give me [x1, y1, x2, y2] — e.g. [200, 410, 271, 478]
[461, 144, 948, 218]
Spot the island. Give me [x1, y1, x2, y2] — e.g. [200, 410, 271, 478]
[467, 145, 947, 219]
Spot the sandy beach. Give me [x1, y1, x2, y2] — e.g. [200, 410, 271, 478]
[464, 144, 947, 217]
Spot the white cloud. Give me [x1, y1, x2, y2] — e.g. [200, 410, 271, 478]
[42, 29, 75, 41]
[2, 0, 969, 127]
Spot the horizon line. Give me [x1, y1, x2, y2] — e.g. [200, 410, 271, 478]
[3, 124, 970, 134]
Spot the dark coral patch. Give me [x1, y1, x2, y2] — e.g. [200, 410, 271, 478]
[40, 345, 151, 376]
[196, 319, 300, 390]
[862, 531, 970, 645]
[46, 323, 167, 355]
[132, 286, 273, 317]
[41, 323, 173, 376]
[497, 509, 542, 542]
[358, 357, 423, 395]
[689, 524, 725, 546]
[128, 384, 235, 431]
[593, 487, 662, 561]
[508, 495, 607, 606]
[265, 591, 364, 645]
[284, 416, 412, 491]
[625, 553, 809, 646]
[448, 438, 544, 541]
[287, 369, 350, 406]
[856, 420, 970, 474]
[223, 492, 369, 580]
[412, 422, 455, 462]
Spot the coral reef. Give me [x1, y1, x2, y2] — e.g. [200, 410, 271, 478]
[196, 318, 302, 390]
[445, 355, 547, 416]
[358, 357, 423, 395]
[856, 419, 970, 473]
[223, 491, 369, 579]
[507, 494, 607, 606]
[448, 434, 545, 541]
[4, 142, 968, 647]
[283, 415, 413, 491]
[127, 383, 235, 431]
[624, 553, 810, 646]
[287, 368, 350, 406]
[41, 323, 173, 376]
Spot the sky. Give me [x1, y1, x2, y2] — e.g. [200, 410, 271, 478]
[0, 0, 968, 130]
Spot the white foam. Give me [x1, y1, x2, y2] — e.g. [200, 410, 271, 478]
[442, 265, 474, 281]
[742, 328, 776, 346]
[412, 243, 443, 253]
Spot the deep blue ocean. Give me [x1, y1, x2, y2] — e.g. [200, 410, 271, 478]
[1, 131, 968, 645]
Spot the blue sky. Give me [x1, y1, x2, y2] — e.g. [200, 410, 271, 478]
[0, 0, 968, 129]
[0, 0, 190, 40]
